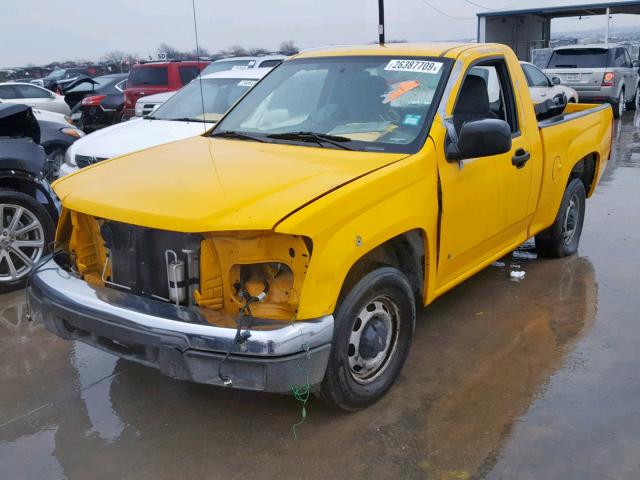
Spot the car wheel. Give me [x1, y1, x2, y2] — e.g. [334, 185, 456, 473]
[627, 85, 639, 111]
[319, 267, 415, 411]
[535, 178, 586, 258]
[0, 190, 55, 293]
[612, 89, 625, 118]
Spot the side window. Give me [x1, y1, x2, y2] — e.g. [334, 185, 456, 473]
[178, 66, 200, 85]
[258, 59, 282, 68]
[613, 49, 626, 67]
[17, 85, 52, 99]
[0, 85, 20, 99]
[522, 64, 550, 87]
[454, 58, 518, 136]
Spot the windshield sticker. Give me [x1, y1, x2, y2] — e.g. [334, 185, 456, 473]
[382, 80, 420, 104]
[231, 65, 249, 70]
[238, 80, 257, 87]
[384, 59, 443, 74]
[402, 114, 422, 126]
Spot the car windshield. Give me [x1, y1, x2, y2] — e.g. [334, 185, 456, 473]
[201, 60, 255, 75]
[150, 77, 259, 122]
[547, 49, 609, 68]
[49, 69, 65, 79]
[213, 56, 450, 153]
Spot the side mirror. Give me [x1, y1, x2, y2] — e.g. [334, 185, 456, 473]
[446, 118, 512, 161]
[632, 60, 640, 68]
[551, 76, 561, 85]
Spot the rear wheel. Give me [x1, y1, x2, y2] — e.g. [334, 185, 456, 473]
[319, 267, 415, 411]
[612, 89, 625, 118]
[627, 85, 639, 111]
[535, 178, 586, 258]
[0, 191, 54, 293]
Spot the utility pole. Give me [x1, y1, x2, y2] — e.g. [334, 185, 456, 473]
[378, 0, 385, 45]
[604, 7, 610, 47]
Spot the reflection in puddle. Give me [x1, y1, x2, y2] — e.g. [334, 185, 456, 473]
[71, 343, 124, 443]
[0, 427, 63, 480]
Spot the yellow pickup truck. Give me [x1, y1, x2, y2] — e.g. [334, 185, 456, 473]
[29, 43, 613, 411]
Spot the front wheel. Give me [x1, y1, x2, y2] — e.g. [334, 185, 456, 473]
[0, 190, 55, 293]
[319, 267, 415, 411]
[535, 178, 586, 258]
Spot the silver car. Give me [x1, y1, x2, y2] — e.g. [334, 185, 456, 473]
[545, 44, 640, 118]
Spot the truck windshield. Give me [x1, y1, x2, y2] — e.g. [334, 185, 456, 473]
[212, 56, 450, 153]
[547, 49, 608, 68]
[150, 77, 258, 122]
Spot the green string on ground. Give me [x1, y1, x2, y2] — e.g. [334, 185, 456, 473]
[290, 343, 311, 440]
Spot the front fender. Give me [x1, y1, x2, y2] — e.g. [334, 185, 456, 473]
[276, 141, 440, 319]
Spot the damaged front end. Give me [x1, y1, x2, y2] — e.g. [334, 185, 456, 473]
[28, 209, 333, 393]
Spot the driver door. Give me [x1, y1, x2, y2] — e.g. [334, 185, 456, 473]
[435, 58, 532, 291]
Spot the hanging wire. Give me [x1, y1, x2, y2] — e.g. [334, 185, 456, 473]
[417, 0, 475, 20]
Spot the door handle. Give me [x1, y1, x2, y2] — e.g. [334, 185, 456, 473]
[512, 148, 530, 169]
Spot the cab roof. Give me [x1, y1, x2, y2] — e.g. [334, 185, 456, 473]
[294, 43, 478, 60]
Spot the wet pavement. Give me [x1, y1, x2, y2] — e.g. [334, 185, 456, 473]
[1, 111, 640, 480]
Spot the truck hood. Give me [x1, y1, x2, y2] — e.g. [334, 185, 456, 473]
[70, 117, 213, 162]
[54, 135, 407, 232]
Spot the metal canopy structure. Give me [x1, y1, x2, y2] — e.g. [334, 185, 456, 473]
[477, 1, 640, 62]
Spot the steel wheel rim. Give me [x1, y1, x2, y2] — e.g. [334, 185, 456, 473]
[347, 295, 400, 384]
[0, 204, 45, 282]
[563, 193, 580, 245]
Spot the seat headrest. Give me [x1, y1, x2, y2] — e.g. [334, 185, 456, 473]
[454, 75, 490, 115]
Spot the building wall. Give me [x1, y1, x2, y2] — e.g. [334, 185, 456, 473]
[478, 14, 551, 61]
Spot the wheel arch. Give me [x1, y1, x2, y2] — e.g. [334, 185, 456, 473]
[338, 229, 427, 307]
[568, 152, 598, 197]
[0, 170, 59, 223]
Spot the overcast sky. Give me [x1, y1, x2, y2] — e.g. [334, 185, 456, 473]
[3, 0, 639, 67]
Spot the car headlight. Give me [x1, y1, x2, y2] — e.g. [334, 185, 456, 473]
[134, 103, 143, 117]
[61, 127, 85, 138]
[64, 147, 75, 166]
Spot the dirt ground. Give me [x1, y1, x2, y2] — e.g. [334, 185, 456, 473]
[1, 111, 640, 480]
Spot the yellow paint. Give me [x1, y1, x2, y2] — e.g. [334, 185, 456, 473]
[54, 43, 612, 321]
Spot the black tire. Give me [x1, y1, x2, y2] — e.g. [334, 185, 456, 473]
[0, 189, 55, 293]
[627, 85, 639, 111]
[319, 267, 415, 411]
[535, 178, 586, 258]
[611, 89, 624, 119]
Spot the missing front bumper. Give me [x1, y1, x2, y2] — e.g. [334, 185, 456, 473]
[28, 259, 333, 393]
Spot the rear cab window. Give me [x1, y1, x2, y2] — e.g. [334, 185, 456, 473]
[128, 66, 169, 87]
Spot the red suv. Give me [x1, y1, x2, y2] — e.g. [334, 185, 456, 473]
[121, 61, 209, 120]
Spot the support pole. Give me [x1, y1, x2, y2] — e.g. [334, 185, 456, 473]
[604, 7, 610, 47]
[378, 0, 385, 45]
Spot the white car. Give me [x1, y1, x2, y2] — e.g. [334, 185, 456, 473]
[134, 91, 176, 117]
[0, 98, 72, 125]
[201, 55, 285, 76]
[59, 68, 271, 177]
[520, 61, 579, 105]
[0, 82, 71, 115]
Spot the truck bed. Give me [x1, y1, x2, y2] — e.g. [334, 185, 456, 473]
[530, 102, 613, 236]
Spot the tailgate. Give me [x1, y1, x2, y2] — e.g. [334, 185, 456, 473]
[545, 68, 604, 90]
[529, 103, 613, 236]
